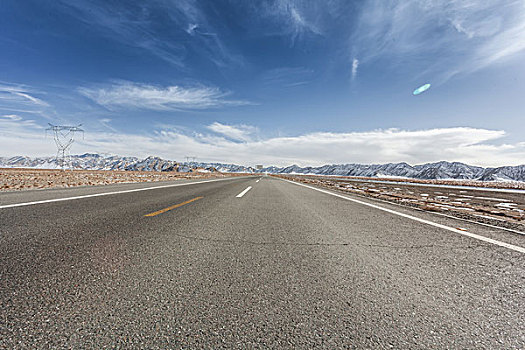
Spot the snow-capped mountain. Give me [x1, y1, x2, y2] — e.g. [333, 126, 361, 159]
[0, 154, 255, 173]
[1, 153, 524, 181]
[261, 161, 525, 182]
[477, 165, 525, 182]
[413, 161, 485, 179]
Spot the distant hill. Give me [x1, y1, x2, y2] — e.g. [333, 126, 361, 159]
[1, 153, 524, 182]
[265, 161, 525, 182]
[0, 153, 255, 173]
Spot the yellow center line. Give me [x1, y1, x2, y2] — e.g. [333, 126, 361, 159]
[144, 196, 203, 217]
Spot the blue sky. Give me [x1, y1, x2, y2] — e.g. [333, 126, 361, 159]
[1, 0, 525, 166]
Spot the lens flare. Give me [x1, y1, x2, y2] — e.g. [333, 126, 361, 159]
[413, 83, 431, 95]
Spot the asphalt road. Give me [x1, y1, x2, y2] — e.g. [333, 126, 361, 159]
[1, 175, 524, 348]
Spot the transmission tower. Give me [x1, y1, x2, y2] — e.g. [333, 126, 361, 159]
[46, 123, 84, 170]
[185, 155, 197, 163]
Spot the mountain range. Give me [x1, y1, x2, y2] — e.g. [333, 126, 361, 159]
[1, 153, 524, 182]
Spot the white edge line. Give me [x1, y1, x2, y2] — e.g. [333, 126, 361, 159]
[320, 182, 525, 236]
[433, 212, 525, 236]
[0, 177, 245, 209]
[280, 178, 525, 254]
[236, 186, 252, 198]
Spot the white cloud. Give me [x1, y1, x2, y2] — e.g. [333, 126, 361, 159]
[79, 81, 251, 110]
[0, 114, 22, 121]
[1, 120, 524, 168]
[0, 83, 55, 125]
[473, 17, 525, 71]
[0, 114, 42, 132]
[351, 58, 359, 80]
[353, 0, 525, 79]
[55, 1, 185, 67]
[264, 0, 322, 43]
[98, 118, 118, 133]
[186, 23, 199, 35]
[13, 92, 49, 107]
[185, 23, 216, 37]
[206, 122, 257, 142]
[289, 7, 311, 31]
[262, 67, 313, 87]
[0, 84, 49, 108]
[55, 1, 241, 68]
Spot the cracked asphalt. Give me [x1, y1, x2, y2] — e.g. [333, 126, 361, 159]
[1, 175, 524, 348]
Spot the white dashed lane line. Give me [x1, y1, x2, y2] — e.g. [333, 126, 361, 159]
[236, 186, 252, 198]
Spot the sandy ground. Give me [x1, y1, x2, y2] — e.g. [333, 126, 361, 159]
[0, 168, 241, 192]
[278, 174, 525, 232]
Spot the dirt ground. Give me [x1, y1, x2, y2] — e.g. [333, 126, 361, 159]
[0, 168, 241, 192]
[277, 174, 525, 232]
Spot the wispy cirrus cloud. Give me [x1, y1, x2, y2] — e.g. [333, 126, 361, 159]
[258, 0, 323, 44]
[0, 114, 23, 121]
[55, 1, 186, 67]
[0, 83, 54, 122]
[54, 0, 242, 68]
[98, 118, 118, 133]
[79, 81, 251, 110]
[286, 4, 320, 36]
[261, 67, 313, 87]
[0, 114, 42, 130]
[352, 0, 525, 81]
[0, 83, 49, 108]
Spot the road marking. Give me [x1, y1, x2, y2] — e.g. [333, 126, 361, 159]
[144, 196, 203, 217]
[0, 177, 243, 209]
[256, 179, 260, 183]
[321, 180, 525, 236]
[236, 186, 252, 198]
[281, 178, 525, 254]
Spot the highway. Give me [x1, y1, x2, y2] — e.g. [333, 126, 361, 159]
[1, 175, 524, 348]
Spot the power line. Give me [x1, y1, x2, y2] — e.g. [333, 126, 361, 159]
[46, 123, 84, 170]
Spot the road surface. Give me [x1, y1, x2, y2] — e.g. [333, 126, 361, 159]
[1, 175, 524, 348]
